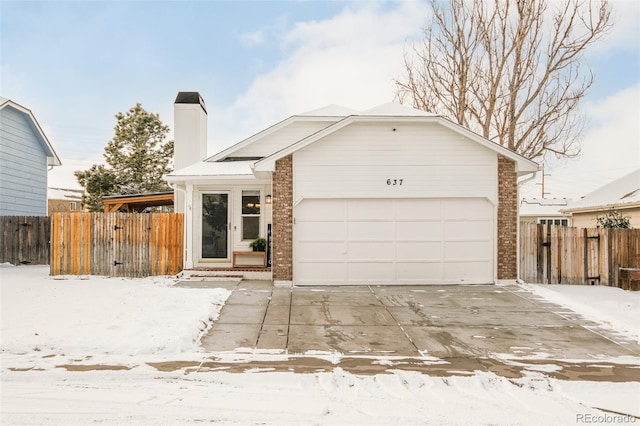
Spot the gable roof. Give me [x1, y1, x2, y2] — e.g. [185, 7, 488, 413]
[169, 102, 539, 180]
[0, 97, 62, 166]
[562, 169, 640, 213]
[252, 105, 538, 175]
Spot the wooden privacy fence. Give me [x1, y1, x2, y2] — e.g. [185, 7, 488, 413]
[520, 222, 640, 287]
[50, 212, 184, 277]
[0, 216, 50, 265]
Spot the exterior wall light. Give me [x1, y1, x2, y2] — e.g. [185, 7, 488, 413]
[266, 194, 272, 204]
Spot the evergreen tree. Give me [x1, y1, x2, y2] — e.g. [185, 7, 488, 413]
[75, 104, 173, 212]
[75, 165, 117, 212]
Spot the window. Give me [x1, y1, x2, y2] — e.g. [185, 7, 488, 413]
[538, 218, 568, 226]
[242, 190, 260, 240]
[69, 202, 77, 211]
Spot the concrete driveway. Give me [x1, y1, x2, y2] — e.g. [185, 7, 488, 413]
[183, 280, 640, 379]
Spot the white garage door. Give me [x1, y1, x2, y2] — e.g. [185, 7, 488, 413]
[294, 198, 494, 285]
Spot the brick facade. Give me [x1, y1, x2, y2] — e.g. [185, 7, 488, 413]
[272, 155, 293, 281]
[497, 155, 518, 279]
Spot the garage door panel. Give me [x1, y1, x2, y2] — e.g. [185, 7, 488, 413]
[347, 241, 394, 261]
[444, 261, 493, 283]
[444, 199, 492, 219]
[396, 221, 442, 241]
[348, 262, 394, 282]
[297, 242, 345, 261]
[296, 222, 344, 241]
[297, 199, 345, 220]
[297, 262, 347, 284]
[445, 221, 491, 240]
[444, 241, 492, 260]
[395, 199, 441, 220]
[396, 241, 443, 260]
[348, 222, 394, 240]
[396, 262, 443, 281]
[347, 200, 394, 220]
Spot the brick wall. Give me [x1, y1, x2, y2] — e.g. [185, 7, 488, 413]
[497, 155, 518, 279]
[272, 155, 293, 281]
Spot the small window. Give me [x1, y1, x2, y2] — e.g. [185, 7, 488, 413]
[242, 190, 260, 240]
[538, 218, 568, 227]
[70, 202, 77, 211]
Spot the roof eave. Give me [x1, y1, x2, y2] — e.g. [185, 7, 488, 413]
[1, 100, 62, 167]
[561, 201, 640, 215]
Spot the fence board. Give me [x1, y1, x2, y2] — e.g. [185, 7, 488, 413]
[1, 216, 51, 266]
[520, 223, 640, 289]
[50, 212, 183, 277]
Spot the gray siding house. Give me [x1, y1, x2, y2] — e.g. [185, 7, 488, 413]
[0, 97, 61, 216]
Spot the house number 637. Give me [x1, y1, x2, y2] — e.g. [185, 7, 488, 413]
[386, 178, 403, 186]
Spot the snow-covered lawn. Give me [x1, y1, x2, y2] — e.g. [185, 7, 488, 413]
[1, 265, 639, 425]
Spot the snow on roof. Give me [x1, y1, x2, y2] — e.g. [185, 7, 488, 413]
[361, 102, 437, 117]
[166, 160, 255, 179]
[48, 187, 83, 200]
[297, 102, 436, 118]
[519, 198, 571, 217]
[297, 104, 358, 117]
[564, 169, 640, 212]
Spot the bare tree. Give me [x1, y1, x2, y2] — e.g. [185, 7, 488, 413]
[395, 0, 612, 161]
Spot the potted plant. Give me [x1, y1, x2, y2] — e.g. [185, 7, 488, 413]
[249, 237, 267, 252]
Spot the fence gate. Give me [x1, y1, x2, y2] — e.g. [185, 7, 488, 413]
[0, 216, 50, 265]
[51, 212, 183, 277]
[520, 223, 640, 287]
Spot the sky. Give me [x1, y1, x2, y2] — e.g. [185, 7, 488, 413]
[1, 0, 639, 199]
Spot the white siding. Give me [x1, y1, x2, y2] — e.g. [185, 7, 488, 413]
[231, 120, 337, 159]
[0, 107, 48, 216]
[293, 121, 497, 202]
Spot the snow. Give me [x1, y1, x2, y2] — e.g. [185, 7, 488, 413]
[0, 264, 230, 366]
[1, 265, 639, 425]
[564, 168, 640, 211]
[167, 160, 255, 179]
[522, 282, 640, 343]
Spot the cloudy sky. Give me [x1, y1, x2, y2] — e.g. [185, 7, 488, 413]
[2, 0, 638, 198]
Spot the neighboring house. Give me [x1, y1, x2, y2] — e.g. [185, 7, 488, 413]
[561, 169, 640, 228]
[0, 97, 61, 216]
[519, 198, 571, 226]
[166, 92, 539, 286]
[48, 187, 83, 213]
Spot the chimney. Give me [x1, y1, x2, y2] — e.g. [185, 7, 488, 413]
[173, 92, 207, 214]
[174, 92, 208, 170]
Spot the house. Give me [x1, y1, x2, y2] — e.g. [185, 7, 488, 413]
[48, 187, 83, 213]
[166, 92, 539, 286]
[561, 169, 640, 228]
[519, 198, 571, 226]
[0, 97, 61, 216]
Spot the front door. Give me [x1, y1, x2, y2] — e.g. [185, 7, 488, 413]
[201, 193, 229, 260]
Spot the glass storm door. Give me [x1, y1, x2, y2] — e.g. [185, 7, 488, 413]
[201, 193, 229, 259]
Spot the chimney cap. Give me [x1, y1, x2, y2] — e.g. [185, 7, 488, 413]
[174, 92, 207, 114]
